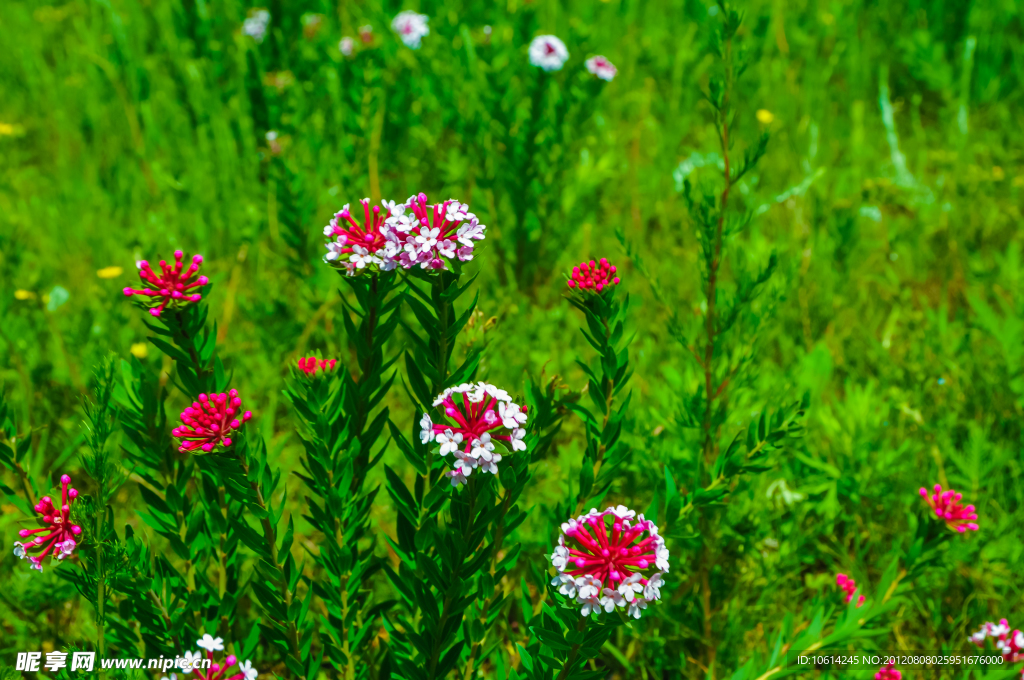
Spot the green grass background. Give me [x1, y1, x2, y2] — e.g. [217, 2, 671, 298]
[1, 0, 1023, 677]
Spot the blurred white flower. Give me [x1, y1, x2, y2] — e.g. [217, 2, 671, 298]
[392, 10, 429, 49]
[242, 10, 270, 43]
[339, 37, 354, 56]
[529, 35, 569, 71]
[585, 55, 617, 81]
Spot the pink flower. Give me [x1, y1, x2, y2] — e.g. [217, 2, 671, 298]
[323, 199, 395, 275]
[422, 382, 526, 486]
[835, 573, 866, 607]
[123, 250, 209, 317]
[182, 648, 258, 680]
[297, 356, 337, 377]
[566, 258, 621, 293]
[382, 194, 486, 271]
[874, 662, 901, 680]
[550, 506, 669, 619]
[14, 474, 83, 572]
[173, 390, 253, 453]
[585, 56, 617, 81]
[970, 619, 1024, 663]
[919, 483, 979, 532]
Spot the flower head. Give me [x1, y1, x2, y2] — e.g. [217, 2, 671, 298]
[181, 646, 257, 680]
[323, 198, 397, 275]
[529, 35, 569, 71]
[392, 11, 429, 49]
[424, 382, 526, 486]
[549, 506, 669, 618]
[173, 390, 253, 453]
[919, 483, 979, 532]
[566, 258, 620, 294]
[585, 56, 617, 81]
[123, 250, 209, 317]
[339, 37, 354, 56]
[15, 474, 83, 572]
[970, 619, 1024, 663]
[297, 356, 337, 377]
[242, 10, 270, 43]
[359, 25, 374, 43]
[874, 662, 901, 680]
[382, 194, 486, 271]
[835, 573, 866, 607]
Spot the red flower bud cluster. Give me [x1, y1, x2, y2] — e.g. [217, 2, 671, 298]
[173, 390, 253, 453]
[566, 258, 620, 293]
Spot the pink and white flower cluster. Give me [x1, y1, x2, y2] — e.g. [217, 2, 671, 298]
[323, 195, 485, 274]
[381, 194, 486, 271]
[919, 483, 979, 533]
[13, 474, 82, 571]
[550, 506, 669, 619]
[322, 199, 396, 276]
[391, 10, 429, 49]
[123, 250, 209, 317]
[420, 382, 527, 486]
[835, 573, 865, 607]
[970, 619, 1024, 664]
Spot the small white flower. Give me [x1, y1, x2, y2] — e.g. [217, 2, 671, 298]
[325, 237, 347, 262]
[160, 674, 178, 680]
[575, 575, 602, 600]
[510, 428, 526, 451]
[435, 429, 463, 456]
[456, 218, 485, 246]
[551, 542, 570, 570]
[1014, 631, 1024, 649]
[30, 559, 43, 572]
[238, 660, 258, 680]
[599, 587, 625, 612]
[437, 239, 456, 258]
[415, 227, 440, 251]
[419, 413, 433, 444]
[644, 573, 664, 601]
[627, 597, 648, 619]
[499, 402, 528, 428]
[391, 10, 430, 49]
[56, 538, 76, 559]
[551, 573, 577, 598]
[197, 633, 224, 652]
[13, 542, 26, 559]
[579, 596, 602, 617]
[350, 245, 373, 269]
[528, 35, 569, 72]
[608, 505, 636, 520]
[618, 573, 644, 602]
[970, 629, 988, 645]
[478, 452, 502, 474]
[584, 55, 617, 81]
[483, 383, 511, 402]
[991, 622, 1011, 637]
[655, 541, 670, 571]
[339, 37, 354, 56]
[469, 433, 494, 459]
[180, 651, 203, 673]
[446, 469, 468, 487]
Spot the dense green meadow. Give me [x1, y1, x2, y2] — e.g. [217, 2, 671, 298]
[2, 0, 1024, 678]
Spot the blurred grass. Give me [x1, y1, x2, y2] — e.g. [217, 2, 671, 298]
[2, 0, 1024, 676]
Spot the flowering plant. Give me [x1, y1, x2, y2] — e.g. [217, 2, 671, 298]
[382, 193, 485, 271]
[550, 506, 668, 619]
[420, 382, 527, 486]
[123, 250, 208, 317]
[13, 474, 82, 571]
[322, 198, 395, 275]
